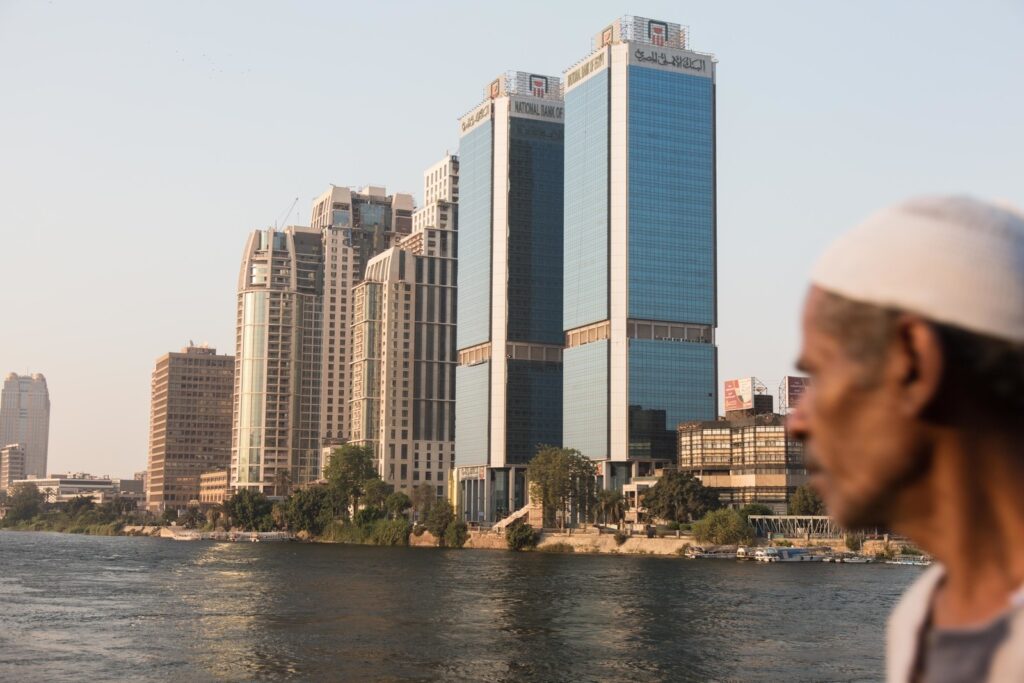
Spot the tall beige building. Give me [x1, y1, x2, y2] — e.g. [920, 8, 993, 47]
[146, 345, 233, 511]
[0, 373, 50, 478]
[350, 160, 458, 494]
[309, 186, 414, 447]
[232, 227, 324, 496]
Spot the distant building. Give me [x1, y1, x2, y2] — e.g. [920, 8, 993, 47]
[561, 16, 718, 492]
[146, 344, 233, 512]
[0, 444, 26, 492]
[454, 70, 566, 523]
[0, 373, 50, 478]
[14, 474, 117, 504]
[199, 469, 230, 506]
[350, 157, 457, 496]
[677, 414, 806, 513]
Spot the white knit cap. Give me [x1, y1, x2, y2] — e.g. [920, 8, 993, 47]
[810, 195, 1024, 343]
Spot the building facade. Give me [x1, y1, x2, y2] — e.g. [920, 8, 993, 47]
[199, 468, 230, 506]
[454, 71, 566, 523]
[0, 444, 26, 492]
[232, 187, 415, 496]
[146, 344, 234, 511]
[562, 16, 718, 489]
[310, 186, 415, 449]
[12, 474, 118, 504]
[232, 226, 325, 496]
[677, 414, 806, 513]
[350, 157, 458, 496]
[0, 373, 50, 478]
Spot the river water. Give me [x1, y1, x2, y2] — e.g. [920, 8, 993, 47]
[0, 531, 919, 682]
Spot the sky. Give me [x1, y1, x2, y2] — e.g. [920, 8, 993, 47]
[1, 0, 1021, 478]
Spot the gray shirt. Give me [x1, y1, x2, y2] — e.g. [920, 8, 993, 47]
[921, 609, 1016, 683]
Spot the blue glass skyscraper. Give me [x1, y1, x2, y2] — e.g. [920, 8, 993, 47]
[455, 72, 565, 522]
[562, 16, 718, 488]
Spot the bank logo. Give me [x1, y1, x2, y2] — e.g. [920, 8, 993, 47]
[530, 75, 548, 98]
[601, 26, 613, 47]
[649, 20, 667, 46]
[489, 79, 500, 99]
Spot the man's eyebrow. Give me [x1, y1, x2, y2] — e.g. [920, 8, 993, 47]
[795, 357, 810, 372]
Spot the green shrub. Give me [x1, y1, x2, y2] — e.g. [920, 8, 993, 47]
[319, 521, 366, 544]
[444, 520, 469, 549]
[845, 533, 865, 552]
[506, 521, 539, 551]
[666, 521, 681, 531]
[369, 518, 412, 546]
[613, 531, 628, 546]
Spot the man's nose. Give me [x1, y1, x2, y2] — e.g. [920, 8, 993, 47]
[787, 401, 809, 442]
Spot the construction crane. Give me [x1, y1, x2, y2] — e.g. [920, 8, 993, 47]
[275, 196, 299, 229]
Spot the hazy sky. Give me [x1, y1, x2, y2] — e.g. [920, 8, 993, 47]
[1, 1, 1021, 478]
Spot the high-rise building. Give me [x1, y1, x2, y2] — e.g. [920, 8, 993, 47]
[0, 373, 50, 478]
[349, 157, 458, 496]
[454, 71, 566, 523]
[231, 187, 415, 496]
[561, 16, 718, 489]
[0, 444, 26, 492]
[309, 186, 415, 449]
[145, 344, 234, 511]
[232, 226, 324, 496]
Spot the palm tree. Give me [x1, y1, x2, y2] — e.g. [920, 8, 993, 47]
[595, 489, 625, 526]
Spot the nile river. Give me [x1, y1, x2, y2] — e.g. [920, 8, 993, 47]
[0, 531, 919, 682]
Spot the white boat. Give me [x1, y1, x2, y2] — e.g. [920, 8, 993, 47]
[886, 554, 932, 566]
[756, 547, 824, 563]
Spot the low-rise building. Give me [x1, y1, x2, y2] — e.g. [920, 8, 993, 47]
[199, 469, 230, 506]
[677, 414, 806, 513]
[1, 444, 26, 492]
[13, 473, 118, 503]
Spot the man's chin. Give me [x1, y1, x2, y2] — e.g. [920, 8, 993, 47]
[829, 497, 892, 531]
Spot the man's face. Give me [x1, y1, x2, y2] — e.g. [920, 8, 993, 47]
[788, 288, 928, 529]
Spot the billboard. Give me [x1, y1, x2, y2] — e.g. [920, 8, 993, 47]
[782, 376, 809, 412]
[724, 378, 755, 412]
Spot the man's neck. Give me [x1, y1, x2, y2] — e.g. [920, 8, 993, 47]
[894, 429, 1024, 628]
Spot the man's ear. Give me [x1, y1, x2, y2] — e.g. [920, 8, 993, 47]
[890, 315, 945, 418]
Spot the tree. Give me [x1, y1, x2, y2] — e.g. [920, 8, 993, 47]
[64, 494, 96, 518]
[181, 506, 204, 529]
[363, 479, 392, 511]
[424, 499, 455, 544]
[409, 485, 435, 522]
[283, 485, 335, 536]
[594, 489, 625, 526]
[324, 444, 377, 519]
[223, 489, 274, 531]
[273, 468, 293, 499]
[739, 503, 774, 520]
[160, 508, 180, 525]
[5, 482, 44, 523]
[641, 471, 721, 523]
[526, 446, 597, 529]
[692, 508, 755, 545]
[384, 492, 412, 520]
[789, 484, 825, 515]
